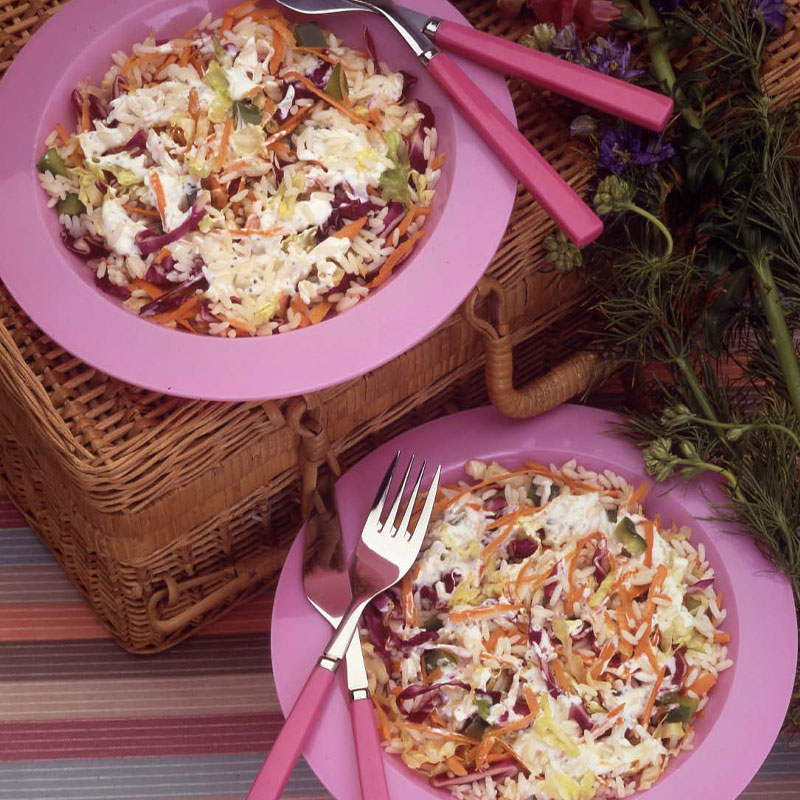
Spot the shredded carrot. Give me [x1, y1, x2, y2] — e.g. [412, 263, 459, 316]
[228, 0, 257, 18]
[627, 481, 651, 510]
[643, 520, 655, 568]
[590, 641, 616, 680]
[220, 12, 234, 32]
[276, 293, 289, 318]
[283, 71, 372, 128]
[432, 152, 447, 170]
[401, 573, 419, 627]
[332, 216, 368, 240]
[492, 711, 537, 736]
[149, 294, 200, 326]
[154, 247, 172, 264]
[523, 684, 539, 715]
[372, 700, 391, 741]
[266, 105, 312, 147]
[293, 47, 341, 67]
[446, 756, 467, 777]
[179, 46, 191, 67]
[228, 228, 282, 238]
[369, 107, 382, 127]
[550, 659, 570, 693]
[688, 671, 717, 696]
[716, 591, 724, 608]
[80, 93, 90, 133]
[427, 667, 443, 684]
[188, 87, 200, 123]
[638, 635, 662, 675]
[56, 123, 70, 145]
[268, 17, 297, 47]
[122, 203, 161, 219]
[400, 722, 474, 744]
[642, 666, 666, 726]
[290, 295, 311, 327]
[589, 703, 624, 736]
[269, 31, 285, 75]
[474, 734, 496, 770]
[482, 627, 507, 652]
[449, 604, 523, 624]
[155, 54, 177, 78]
[397, 205, 431, 238]
[486, 508, 537, 532]
[147, 171, 167, 226]
[215, 114, 233, 172]
[368, 230, 425, 288]
[713, 630, 731, 643]
[129, 279, 164, 300]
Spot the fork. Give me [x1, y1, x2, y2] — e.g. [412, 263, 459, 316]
[247, 452, 442, 800]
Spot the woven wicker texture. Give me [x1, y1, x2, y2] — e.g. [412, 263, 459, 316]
[1, 0, 797, 651]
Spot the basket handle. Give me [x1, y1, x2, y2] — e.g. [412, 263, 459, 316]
[463, 278, 606, 418]
[146, 548, 286, 635]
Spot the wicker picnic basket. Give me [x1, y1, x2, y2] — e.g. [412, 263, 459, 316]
[0, 0, 797, 653]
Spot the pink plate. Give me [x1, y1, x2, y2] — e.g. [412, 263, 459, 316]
[0, 0, 516, 401]
[272, 404, 797, 800]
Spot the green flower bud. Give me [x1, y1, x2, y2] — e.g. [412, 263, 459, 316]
[660, 404, 693, 428]
[726, 426, 746, 441]
[612, 1, 646, 31]
[643, 437, 678, 482]
[520, 23, 557, 52]
[544, 231, 583, 273]
[593, 175, 633, 215]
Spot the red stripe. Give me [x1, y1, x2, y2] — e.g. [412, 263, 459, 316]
[0, 713, 278, 760]
[0, 595, 272, 642]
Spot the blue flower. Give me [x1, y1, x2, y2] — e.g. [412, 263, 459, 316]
[598, 126, 676, 174]
[585, 37, 644, 79]
[751, 0, 787, 33]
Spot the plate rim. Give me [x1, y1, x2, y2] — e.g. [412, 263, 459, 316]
[0, 0, 517, 401]
[271, 403, 797, 800]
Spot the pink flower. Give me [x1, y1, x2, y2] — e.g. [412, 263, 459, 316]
[526, 0, 621, 36]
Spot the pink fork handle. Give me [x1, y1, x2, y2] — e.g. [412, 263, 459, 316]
[433, 20, 674, 132]
[246, 665, 336, 800]
[350, 696, 391, 800]
[426, 52, 602, 247]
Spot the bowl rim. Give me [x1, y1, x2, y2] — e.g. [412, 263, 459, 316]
[272, 404, 797, 800]
[0, 0, 517, 401]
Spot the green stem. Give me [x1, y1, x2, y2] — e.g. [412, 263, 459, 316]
[692, 417, 800, 449]
[638, 0, 725, 184]
[673, 355, 720, 425]
[625, 203, 673, 259]
[751, 254, 800, 420]
[676, 456, 745, 503]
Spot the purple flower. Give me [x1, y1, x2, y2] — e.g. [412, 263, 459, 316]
[550, 24, 582, 62]
[654, 0, 681, 11]
[598, 126, 676, 174]
[752, 0, 787, 33]
[585, 37, 643, 79]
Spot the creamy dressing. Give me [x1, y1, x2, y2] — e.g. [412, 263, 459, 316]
[100, 197, 147, 255]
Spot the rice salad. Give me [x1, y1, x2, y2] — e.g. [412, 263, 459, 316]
[37, 2, 441, 336]
[361, 459, 732, 800]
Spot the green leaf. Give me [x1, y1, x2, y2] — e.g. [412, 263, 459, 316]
[203, 62, 232, 101]
[379, 129, 412, 208]
[37, 148, 68, 177]
[704, 267, 750, 357]
[295, 22, 326, 47]
[325, 63, 348, 102]
[56, 193, 86, 216]
[233, 101, 262, 128]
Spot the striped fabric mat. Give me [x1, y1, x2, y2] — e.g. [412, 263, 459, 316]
[0, 491, 796, 800]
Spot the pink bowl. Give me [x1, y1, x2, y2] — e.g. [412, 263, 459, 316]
[272, 405, 797, 800]
[0, 0, 517, 401]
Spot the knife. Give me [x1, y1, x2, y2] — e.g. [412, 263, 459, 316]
[303, 474, 391, 800]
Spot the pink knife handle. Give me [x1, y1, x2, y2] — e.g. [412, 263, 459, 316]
[426, 52, 602, 247]
[350, 696, 391, 800]
[246, 665, 336, 800]
[433, 20, 674, 132]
